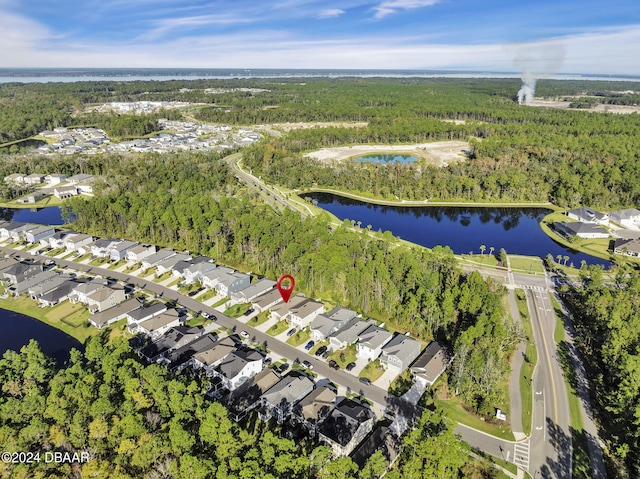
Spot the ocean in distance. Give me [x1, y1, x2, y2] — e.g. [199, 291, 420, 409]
[1, 68, 639, 83]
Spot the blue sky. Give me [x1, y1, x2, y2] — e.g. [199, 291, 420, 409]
[2, 0, 639, 75]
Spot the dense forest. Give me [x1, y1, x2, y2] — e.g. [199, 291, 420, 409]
[0, 338, 487, 478]
[562, 266, 640, 476]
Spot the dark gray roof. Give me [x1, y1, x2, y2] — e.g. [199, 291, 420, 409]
[138, 325, 204, 360]
[128, 302, 167, 321]
[38, 280, 77, 303]
[410, 341, 453, 385]
[381, 334, 422, 362]
[331, 318, 377, 344]
[552, 221, 608, 236]
[89, 297, 143, 328]
[261, 372, 314, 406]
[350, 425, 399, 468]
[566, 207, 607, 222]
[93, 238, 120, 249]
[226, 369, 282, 417]
[318, 399, 374, 447]
[166, 333, 219, 369]
[215, 349, 263, 379]
[357, 324, 393, 350]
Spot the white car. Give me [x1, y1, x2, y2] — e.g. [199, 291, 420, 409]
[240, 331, 250, 339]
[302, 360, 313, 370]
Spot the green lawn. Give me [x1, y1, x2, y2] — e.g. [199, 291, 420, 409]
[152, 271, 172, 283]
[123, 263, 141, 273]
[550, 295, 565, 343]
[197, 289, 218, 302]
[266, 320, 288, 337]
[61, 251, 76, 260]
[247, 311, 270, 327]
[224, 302, 251, 318]
[0, 295, 98, 344]
[47, 247, 67, 257]
[388, 369, 414, 396]
[75, 253, 91, 262]
[185, 316, 212, 327]
[508, 255, 545, 274]
[210, 296, 230, 308]
[89, 256, 109, 266]
[358, 359, 385, 382]
[459, 253, 499, 267]
[309, 339, 329, 356]
[167, 278, 182, 288]
[108, 259, 126, 270]
[515, 288, 537, 435]
[140, 268, 156, 278]
[287, 328, 310, 347]
[435, 396, 515, 441]
[328, 345, 357, 369]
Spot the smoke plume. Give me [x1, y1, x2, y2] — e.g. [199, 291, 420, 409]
[511, 42, 565, 105]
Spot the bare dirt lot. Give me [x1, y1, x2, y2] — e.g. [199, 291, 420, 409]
[266, 121, 369, 132]
[304, 140, 470, 167]
[528, 98, 640, 114]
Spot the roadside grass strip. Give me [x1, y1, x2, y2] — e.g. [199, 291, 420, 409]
[515, 288, 537, 435]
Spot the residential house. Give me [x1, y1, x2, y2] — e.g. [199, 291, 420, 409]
[270, 294, 309, 322]
[64, 233, 93, 252]
[126, 302, 168, 326]
[292, 385, 337, 435]
[38, 279, 78, 307]
[47, 230, 77, 249]
[26, 272, 69, 298]
[231, 278, 276, 303]
[329, 318, 377, 351]
[356, 324, 393, 362]
[191, 336, 238, 375]
[138, 325, 204, 362]
[134, 309, 183, 339]
[551, 222, 609, 239]
[0, 257, 18, 275]
[66, 174, 94, 185]
[610, 208, 640, 230]
[86, 286, 126, 313]
[17, 192, 46, 204]
[380, 333, 422, 373]
[182, 258, 217, 284]
[212, 348, 264, 391]
[613, 238, 640, 257]
[226, 369, 282, 421]
[13, 270, 60, 297]
[311, 307, 358, 342]
[53, 186, 78, 199]
[9, 223, 37, 242]
[210, 270, 251, 296]
[46, 174, 67, 185]
[164, 333, 220, 372]
[88, 297, 143, 329]
[91, 238, 122, 258]
[2, 260, 43, 285]
[4, 173, 25, 184]
[23, 174, 45, 185]
[109, 240, 139, 262]
[350, 425, 400, 469]
[69, 278, 108, 304]
[317, 399, 375, 457]
[252, 288, 283, 313]
[566, 207, 609, 225]
[141, 248, 176, 270]
[23, 225, 54, 244]
[289, 299, 325, 330]
[76, 182, 93, 195]
[201, 266, 234, 290]
[155, 253, 192, 276]
[259, 372, 315, 423]
[0, 222, 28, 239]
[410, 341, 454, 387]
[126, 244, 156, 264]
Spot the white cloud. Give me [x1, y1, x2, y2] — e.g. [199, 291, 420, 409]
[317, 9, 345, 19]
[373, 0, 441, 19]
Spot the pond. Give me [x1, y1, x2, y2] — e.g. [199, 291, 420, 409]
[0, 206, 66, 225]
[353, 154, 418, 164]
[0, 309, 83, 365]
[303, 192, 611, 267]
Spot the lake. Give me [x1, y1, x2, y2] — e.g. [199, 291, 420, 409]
[0, 309, 83, 365]
[303, 192, 611, 267]
[354, 154, 418, 164]
[0, 206, 65, 225]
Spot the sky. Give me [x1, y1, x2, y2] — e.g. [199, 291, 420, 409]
[1, 0, 640, 75]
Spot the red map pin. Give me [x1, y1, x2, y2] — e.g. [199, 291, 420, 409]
[276, 274, 295, 303]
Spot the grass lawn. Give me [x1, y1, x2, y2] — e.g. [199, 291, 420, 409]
[224, 302, 251, 318]
[459, 253, 499, 267]
[509, 255, 545, 274]
[123, 263, 141, 273]
[152, 271, 172, 283]
[389, 369, 414, 396]
[247, 311, 270, 327]
[359, 359, 385, 382]
[89, 256, 109, 266]
[75, 253, 91, 262]
[0, 295, 98, 344]
[106, 317, 133, 343]
[167, 278, 182, 288]
[286, 328, 310, 347]
[309, 339, 329, 356]
[140, 268, 156, 278]
[539, 215, 614, 264]
[328, 345, 357, 369]
[266, 320, 288, 337]
[24, 242, 40, 251]
[61, 252, 76, 260]
[435, 396, 515, 442]
[515, 289, 537, 435]
[47, 247, 67, 257]
[0, 195, 64, 209]
[197, 289, 218, 302]
[185, 316, 212, 327]
[210, 296, 229, 308]
[108, 259, 126, 270]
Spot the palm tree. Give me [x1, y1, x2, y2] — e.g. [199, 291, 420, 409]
[563, 255, 569, 266]
[489, 246, 495, 256]
[480, 245, 486, 255]
[556, 254, 562, 264]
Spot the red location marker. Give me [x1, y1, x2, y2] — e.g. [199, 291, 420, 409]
[276, 274, 295, 303]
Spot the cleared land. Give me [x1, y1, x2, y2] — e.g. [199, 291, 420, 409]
[529, 97, 640, 114]
[304, 140, 470, 167]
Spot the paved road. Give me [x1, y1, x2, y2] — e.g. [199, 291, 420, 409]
[2, 246, 390, 407]
[526, 289, 571, 479]
[507, 289, 526, 438]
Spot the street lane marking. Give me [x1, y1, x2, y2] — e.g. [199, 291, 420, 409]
[532, 291, 559, 427]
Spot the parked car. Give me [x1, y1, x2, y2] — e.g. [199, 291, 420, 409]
[301, 360, 313, 370]
[277, 363, 289, 373]
[328, 360, 340, 370]
[243, 308, 255, 316]
[188, 290, 198, 297]
[359, 377, 371, 385]
[315, 346, 327, 357]
[286, 328, 297, 337]
[304, 340, 315, 351]
[346, 362, 356, 371]
[321, 350, 329, 359]
[44, 259, 55, 266]
[210, 314, 217, 321]
[240, 331, 250, 339]
[264, 357, 272, 365]
[201, 312, 211, 319]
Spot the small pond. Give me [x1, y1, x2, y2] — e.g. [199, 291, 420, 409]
[354, 154, 418, 164]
